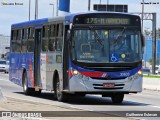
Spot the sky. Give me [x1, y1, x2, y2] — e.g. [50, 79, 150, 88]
[0, 0, 160, 36]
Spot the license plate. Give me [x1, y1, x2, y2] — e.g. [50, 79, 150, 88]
[103, 83, 115, 88]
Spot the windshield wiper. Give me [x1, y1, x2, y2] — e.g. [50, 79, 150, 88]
[92, 30, 103, 46]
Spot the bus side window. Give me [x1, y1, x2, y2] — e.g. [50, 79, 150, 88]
[56, 23, 63, 51]
[11, 30, 17, 53]
[15, 29, 22, 53]
[21, 28, 28, 53]
[42, 25, 49, 52]
[27, 27, 34, 52]
[49, 24, 56, 51]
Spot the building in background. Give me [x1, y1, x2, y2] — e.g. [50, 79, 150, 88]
[143, 37, 160, 67]
[0, 34, 10, 59]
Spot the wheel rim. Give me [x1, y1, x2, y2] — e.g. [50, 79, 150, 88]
[56, 80, 62, 99]
[23, 76, 27, 92]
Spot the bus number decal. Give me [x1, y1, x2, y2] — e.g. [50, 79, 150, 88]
[120, 72, 130, 77]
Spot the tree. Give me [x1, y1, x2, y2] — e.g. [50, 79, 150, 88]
[144, 29, 152, 37]
[148, 58, 160, 65]
[143, 28, 160, 38]
[148, 58, 152, 65]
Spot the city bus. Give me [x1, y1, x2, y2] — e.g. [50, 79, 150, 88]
[9, 12, 144, 103]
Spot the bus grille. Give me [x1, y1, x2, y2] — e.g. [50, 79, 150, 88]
[91, 77, 127, 80]
[94, 87, 123, 90]
[93, 84, 124, 90]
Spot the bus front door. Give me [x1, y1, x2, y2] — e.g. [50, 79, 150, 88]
[34, 28, 42, 91]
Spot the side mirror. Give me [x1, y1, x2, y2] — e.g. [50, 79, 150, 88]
[141, 34, 145, 47]
[67, 30, 70, 41]
[141, 34, 145, 53]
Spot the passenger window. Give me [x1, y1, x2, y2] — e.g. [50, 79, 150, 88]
[27, 27, 34, 52]
[11, 30, 17, 53]
[22, 28, 28, 53]
[12, 30, 18, 40]
[42, 25, 49, 51]
[29, 28, 34, 39]
[23, 28, 28, 39]
[50, 24, 56, 37]
[49, 24, 56, 51]
[56, 23, 63, 51]
[14, 29, 22, 53]
[27, 40, 34, 52]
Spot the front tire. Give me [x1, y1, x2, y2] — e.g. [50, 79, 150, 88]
[54, 77, 67, 102]
[111, 93, 124, 104]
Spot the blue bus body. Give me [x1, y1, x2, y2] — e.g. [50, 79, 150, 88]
[10, 18, 48, 88]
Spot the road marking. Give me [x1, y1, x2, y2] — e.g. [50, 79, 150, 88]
[22, 117, 49, 120]
[150, 105, 160, 109]
[69, 105, 94, 112]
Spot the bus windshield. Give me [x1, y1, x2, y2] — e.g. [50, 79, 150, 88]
[72, 27, 142, 63]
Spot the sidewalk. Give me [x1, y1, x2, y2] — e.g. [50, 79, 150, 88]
[0, 97, 129, 120]
[0, 88, 7, 104]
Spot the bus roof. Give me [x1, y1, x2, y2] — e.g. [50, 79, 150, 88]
[11, 16, 66, 28]
[11, 11, 139, 28]
[65, 11, 140, 23]
[11, 18, 48, 28]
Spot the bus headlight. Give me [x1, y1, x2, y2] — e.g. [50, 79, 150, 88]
[72, 68, 83, 79]
[129, 69, 142, 80]
[138, 69, 142, 75]
[73, 69, 78, 75]
[71, 68, 89, 80]
[134, 69, 142, 79]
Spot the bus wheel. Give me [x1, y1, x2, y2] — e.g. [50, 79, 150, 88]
[111, 93, 124, 104]
[23, 72, 34, 95]
[54, 77, 67, 102]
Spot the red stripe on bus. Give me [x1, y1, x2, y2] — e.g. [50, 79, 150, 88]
[29, 59, 34, 87]
[79, 71, 103, 78]
[69, 70, 73, 78]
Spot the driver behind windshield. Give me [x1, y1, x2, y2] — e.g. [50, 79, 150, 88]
[110, 35, 136, 62]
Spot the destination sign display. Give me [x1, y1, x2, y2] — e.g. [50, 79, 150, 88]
[84, 18, 130, 25]
[74, 15, 132, 25]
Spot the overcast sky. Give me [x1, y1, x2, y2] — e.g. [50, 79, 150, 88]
[0, 0, 160, 36]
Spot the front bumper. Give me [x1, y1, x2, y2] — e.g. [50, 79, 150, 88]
[69, 75, 142, 93]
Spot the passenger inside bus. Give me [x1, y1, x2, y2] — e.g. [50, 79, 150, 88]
[110, 35, 135, 62]
[110, 35, 128, 52]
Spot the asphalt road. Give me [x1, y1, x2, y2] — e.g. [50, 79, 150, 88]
[0, 72, 160, 120]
